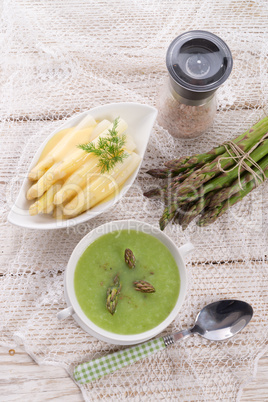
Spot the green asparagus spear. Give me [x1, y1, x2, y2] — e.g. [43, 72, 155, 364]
[133, 280, 155, 293]
[180, 202, 206, 230]
[144, 168, 195, 200]
[144, 171, 194, 202]
[197, 159, 268, 226]
[146, 167, 184, 178]
[160, 199, 190, 230]
[124, 248, 136, 269]
[177, 190, 218, 229]
[147, 166, 194, 178]
[164, 146, 226, 171]
[143, 187, 163, 198]
[164, 167, 195, 192]
[173, 202, 195, 226]
[106, 274, 122, 315]
[208, 154, 268, 208]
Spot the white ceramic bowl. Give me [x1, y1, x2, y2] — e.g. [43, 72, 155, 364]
[8, 103, 157, 230]
[57, 220, 194, 345]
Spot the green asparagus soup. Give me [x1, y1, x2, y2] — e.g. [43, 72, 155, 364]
[74, 230, 180, 335]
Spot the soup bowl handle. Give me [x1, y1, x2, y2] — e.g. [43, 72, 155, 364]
[57, 306, 75, 320]
[178, 242, 194, 258]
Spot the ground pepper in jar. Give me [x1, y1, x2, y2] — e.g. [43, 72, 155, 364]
[157, 30, 233, 139]
[157, 80, 217, 139]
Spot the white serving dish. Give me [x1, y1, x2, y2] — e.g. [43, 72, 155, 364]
[8, 103, 157, 230]
[57, 220, 194, 345]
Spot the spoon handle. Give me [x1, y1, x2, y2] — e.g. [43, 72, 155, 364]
[74, 337, 167, 384]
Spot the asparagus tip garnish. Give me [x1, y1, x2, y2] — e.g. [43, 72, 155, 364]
[133, 280, 155, 293]
[106, 274, 122, 315]
[124, 248, 136, 269]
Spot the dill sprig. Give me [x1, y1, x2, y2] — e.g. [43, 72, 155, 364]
[78, 117, 128, 173]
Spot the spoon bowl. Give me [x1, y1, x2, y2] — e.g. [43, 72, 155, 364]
[192, 299, 253, 341]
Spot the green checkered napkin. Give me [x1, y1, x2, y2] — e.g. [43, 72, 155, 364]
[74, 337, 166, 384]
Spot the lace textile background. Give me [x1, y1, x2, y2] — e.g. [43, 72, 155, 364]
[0, 0, 267, 400]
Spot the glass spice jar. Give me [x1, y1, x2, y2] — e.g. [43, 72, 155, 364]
[157, 30, 233, 139]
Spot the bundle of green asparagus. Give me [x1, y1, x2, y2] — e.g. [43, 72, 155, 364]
[144, 117, 268, 230]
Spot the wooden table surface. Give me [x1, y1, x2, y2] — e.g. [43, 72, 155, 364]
[0, 345, 267, 401]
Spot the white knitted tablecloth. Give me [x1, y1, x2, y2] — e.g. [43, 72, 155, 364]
[0, 1, 267, 400]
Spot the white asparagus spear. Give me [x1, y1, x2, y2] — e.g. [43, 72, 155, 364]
[124, 133, 136, 152]
[29, 114, 97, 180]
[90, 119, 111, 141]
[27, 118, 128, 200]
[53, 156, 101, 205]
[29, 182, 63, 216]
[53, 205, 66, 220]
[53, 132, 136, 205]
[63, 151, 141, 217]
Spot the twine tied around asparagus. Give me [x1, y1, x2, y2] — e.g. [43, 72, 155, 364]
[217, 132, 268, 190]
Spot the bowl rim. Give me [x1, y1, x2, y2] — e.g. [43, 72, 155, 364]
[64, 219, 188, 344]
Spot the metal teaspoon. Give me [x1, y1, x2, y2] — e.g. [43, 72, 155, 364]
[74, 299, 253, 384]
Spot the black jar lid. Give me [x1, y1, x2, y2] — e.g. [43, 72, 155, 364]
[166, 30, 233, 101]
